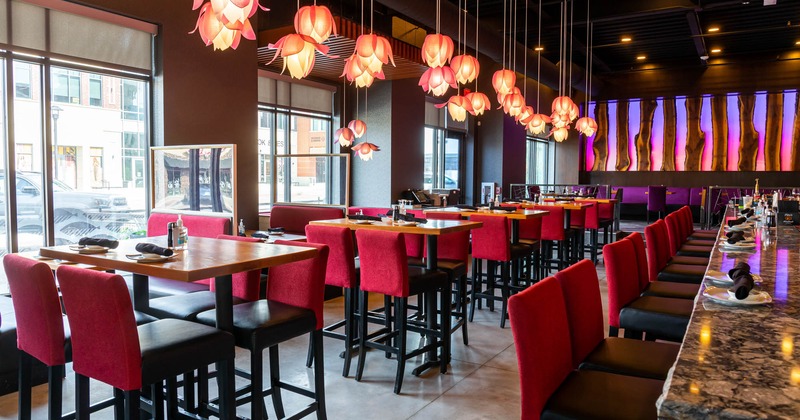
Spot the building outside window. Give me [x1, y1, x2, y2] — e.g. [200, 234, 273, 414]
[14, 62, 31, 99]
[89, 75, 102, 107]
[52, 68, 81, 104]
[424, 127, 462, 191]
[526, 136, 551, 185]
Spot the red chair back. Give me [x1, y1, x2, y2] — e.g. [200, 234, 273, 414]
[625, 232, 651, 292]
[572, 202, 599, 230]
[602, 239, 642, 329]
[469, 214, 511, 262]
[518, 217, 542, 241]
[533, 205, 566, 241]
[568, 207, 588, 229]
[553, 259, 604, 368]
[509, 277, 573, 420]
[355, 230, 410, 297]
[3, 255, 66, 366]
[425, 212, 470, 263]
[147, 212, 231, 237]
[269, 240, 329, 330]
[305, 225, 358, 288]
[404, 209, 426, 259]
[664, 213, 683, 256]
[678, 206, 694, 236]
[214, 234, 262, 301]
[57, 266, 142, 391]
[598, 201, 615, 221]
[645, 220, 674, 282]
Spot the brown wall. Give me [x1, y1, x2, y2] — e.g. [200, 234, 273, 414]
[77, 0, 260, 225]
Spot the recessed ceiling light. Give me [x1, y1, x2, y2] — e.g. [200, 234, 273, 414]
[534, 46, 544, 51]
[636, 55, 646, 60]
[708, 27, 720, 32]
[711, 48, 722, 53]
[620, 36, 632, 43]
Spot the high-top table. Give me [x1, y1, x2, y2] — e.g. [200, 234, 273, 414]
[657, 222, 800, 418]
[39, 236, 317, 420]
[422, 207, 548, 243]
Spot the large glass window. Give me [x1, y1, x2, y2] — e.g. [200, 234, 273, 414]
[258, 106, 342, 210]
[14, 62, 32, 99]
[89, 75, 102, 107]
[526, 137, 550, 184]
[424, 126, 461, 190]
[52, 68, 81, 104]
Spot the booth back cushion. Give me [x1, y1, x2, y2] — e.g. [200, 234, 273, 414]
[666, 188, 690, 206]
[270, 205, 344, 234]
[147, 212, 231, 238]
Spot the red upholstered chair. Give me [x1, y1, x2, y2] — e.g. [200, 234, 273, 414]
[645, 220, 707, 285]
[4, 255, 68, 420]
[354, 229, 450, 394]
[554, 259, 680, 380]
[269, 205, 344, 234]
[679, 205, 718, 239]
[665, 212, 712, 258]
[414, 211, 470, 344]
[305, 224, 360, 376]
[196, 241, 329, 419]
[570, 202, 602, 263]
[509, 277, 664, 420]
[603, 239, 692, 342]
[57, 266, 235, 419]
[532, 204, 577, 274]
[625, 232, 699, 299]
[468, 214, 531, 328]
[144, 235, 262, 321]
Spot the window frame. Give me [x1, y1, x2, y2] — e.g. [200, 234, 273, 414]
[526, 135, 551, 185]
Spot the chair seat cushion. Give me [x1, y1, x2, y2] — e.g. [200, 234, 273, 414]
[511, 243, 534, 260]
[693, 229, 718, 235]
[542, 370, 663, 420]
[407, 267, 449, 296]
[657, 264, 706, 284]
[641, 281, 700, 300]
[668, 255, 709, 266]
[124, 276, 209, 299]
[620, 296, 692, 342]
[139, 318, 234, 386]
[675, 244, 712, 258]
[688, 232, 718, 240]
[196, 300, 316, 351]
[407, 258, 467, 280]
[134, 311, 158, 325]
[145, 291, 246, 321]
[684, 238, 716, 246]
[579, 337, 680, 380]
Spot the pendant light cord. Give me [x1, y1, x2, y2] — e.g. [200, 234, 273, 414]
[523, 0, 528, 98]
[536, 0, 541, 109]
[474, 0, 480, 90]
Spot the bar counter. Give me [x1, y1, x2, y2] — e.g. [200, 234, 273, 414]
[658, 221, 800, 418]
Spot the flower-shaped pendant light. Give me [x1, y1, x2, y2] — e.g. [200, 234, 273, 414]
[466, 91, 490, 116]
[419, 66, 457, 97]
[294, 4, 337, 43]
[353, 142, 380, 161]
[266, 34, 329, 79]
[191, 0, 266, 51]
[436, 94, 474, 122]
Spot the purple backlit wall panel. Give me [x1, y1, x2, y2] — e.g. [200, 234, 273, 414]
[587, 90, 798, 172]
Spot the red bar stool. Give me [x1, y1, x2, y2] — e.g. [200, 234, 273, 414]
[645, 220, 707, 284]
[196, 240, 329, 420]
[468, 214, 531, 328]
[516, 214, 542, 283]
[570, 203, 601, 263]
[57, 266, 235, 420]
[531, 205, 576, 274]
[412, 211, 470, 344]
[554, 259, 680, 380]
[508, 277, 664, 420]
[678, 206, 718, 240]
[604, 239, 693, 342]
[305, 224, 360, 376]
[626, 232, 700, 299]
[354, 229, 451, 394]
[665, 213, 712, 258]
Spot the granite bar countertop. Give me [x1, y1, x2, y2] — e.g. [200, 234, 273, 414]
[657, 217, 800, 419]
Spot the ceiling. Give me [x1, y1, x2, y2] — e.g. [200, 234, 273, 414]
[257, 0, 800, 84]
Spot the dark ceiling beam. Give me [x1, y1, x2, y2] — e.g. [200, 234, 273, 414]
[571, 0, 698, 23]
[685, 10, 709, 67]
[374, 0, 601, 95]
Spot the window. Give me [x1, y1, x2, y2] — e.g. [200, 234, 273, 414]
[89, 75, 102, 106]
[526, 136, 550, 184]
[14, 62, 32, 99]
[52, 69, 81, 104]
[123, 132, 146, 187]
[16, 144, 33, 172]
[424, 127, 461, 190]
[122, 79, 144, 120]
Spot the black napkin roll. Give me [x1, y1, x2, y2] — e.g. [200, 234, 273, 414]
[268, 227, 285, 234]
[727, 232, 745, 244]
[727, 217, 747, 227]
[347, 214, 382, 221]
[494, 205, 518, 212]
[78, 237, 119, 249]
[727, 262, 751, 281]
[731, 272, 754, 300]
[386, 211, 428, 223]
[135, 243, 173, 257]
[455, 204, 478, 210]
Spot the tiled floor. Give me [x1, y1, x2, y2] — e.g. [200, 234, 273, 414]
[0, 263, 612, 420]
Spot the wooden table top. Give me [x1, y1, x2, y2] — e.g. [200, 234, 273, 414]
[574, 198, 619, 204]
[309, 218, 482, 235]
[423, 207, 550, 220]
[38, 236, 318, 282]
[16, 250, 107, 272]
[519, 201, 595, 211]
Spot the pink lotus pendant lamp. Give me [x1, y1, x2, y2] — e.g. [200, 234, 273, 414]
[334, 127, 355, 147]
[419, 66, 457, 97]
[353, 142, 380, 161]
[436, 95, 474, 122]
[294, 5, 337, 43]
[191, 0, 266, 51]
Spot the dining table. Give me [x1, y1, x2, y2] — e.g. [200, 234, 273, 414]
[422, 207, 549, 244]
[309, 217, 482, 375]
[519, 200, 595, 230]
[38, 235, 319, 420]
[657, 213, 800, 418]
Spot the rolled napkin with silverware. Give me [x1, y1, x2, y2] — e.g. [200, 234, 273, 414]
[347, 214, 381, 221]
[726, 231, 745, 244]
[385, 210, 428, 223]
[727, 262, 753, 299]
[268, 227, 285, 234]
[727, 217, 747, 227]
[456, 204, 478, 210]
[134, 243, 173, 257]
[78, 237, 119, 249]
[493, 205, 518, 212]
[742, 208, 754, 217]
